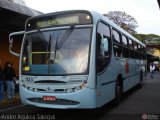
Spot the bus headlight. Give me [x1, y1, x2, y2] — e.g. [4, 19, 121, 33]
[73, 86, 81, 92]
[66, 88, 72, 93]
[29, 87, 33, 91]
[19, 81, 24, 86]
[20, 80, 35, 92]
[27, 86, 30, 90]
[65, 84, 86, 93]
[33, 88, 37, 92]
[23, 84, 27, 88]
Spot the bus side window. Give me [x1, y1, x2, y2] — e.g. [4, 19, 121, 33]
[122, 35, 129, 58]
[128, 39, 134, 58]
[112, 29, 122, 58]
[113, 44, 122, 57]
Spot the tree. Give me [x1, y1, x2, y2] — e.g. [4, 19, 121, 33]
[104, 11, 138, 34]
[134, 34, 160, 44]
[158, 0, 160, 8]
[8, 0, 26, 6]
[134, 34, 160, 55]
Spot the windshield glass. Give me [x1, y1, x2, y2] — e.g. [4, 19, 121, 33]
[21, 27, 92, 75]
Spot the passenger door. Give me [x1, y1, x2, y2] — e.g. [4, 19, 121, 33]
[96, 21, 112, 107]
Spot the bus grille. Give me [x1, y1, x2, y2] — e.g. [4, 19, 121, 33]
[34, 80, 67, 84]
[27, 98, 80, 105]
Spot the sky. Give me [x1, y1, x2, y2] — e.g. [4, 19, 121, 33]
[24, 0, 160, 35]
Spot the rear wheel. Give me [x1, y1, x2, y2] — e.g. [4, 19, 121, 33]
[138, 72, 143, 88]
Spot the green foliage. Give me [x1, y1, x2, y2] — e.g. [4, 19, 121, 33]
[134, 34, 160, 55]
[133, 34, 160, 44]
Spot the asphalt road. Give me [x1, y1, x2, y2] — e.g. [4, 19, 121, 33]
[0, 72, 160, 120]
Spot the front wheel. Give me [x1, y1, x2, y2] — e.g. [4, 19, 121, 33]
[114, 80, 122, 106]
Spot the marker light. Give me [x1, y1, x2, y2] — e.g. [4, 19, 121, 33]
[86, 15, 90, 20]
[23, 66, 30, 72]
[23, 57, 26, 64]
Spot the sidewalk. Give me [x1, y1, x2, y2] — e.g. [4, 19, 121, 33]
[0, 92, 21, 110]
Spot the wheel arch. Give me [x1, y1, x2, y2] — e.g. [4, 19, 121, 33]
[117, 74, 123, 91]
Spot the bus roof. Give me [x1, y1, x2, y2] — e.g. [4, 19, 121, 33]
[25, 10, 145, 47]
[89, 10, 146, 47]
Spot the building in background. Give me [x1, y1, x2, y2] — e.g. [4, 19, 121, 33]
[0, 0, 41, 75]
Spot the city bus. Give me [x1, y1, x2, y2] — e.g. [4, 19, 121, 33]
[9, 10, 146, 109]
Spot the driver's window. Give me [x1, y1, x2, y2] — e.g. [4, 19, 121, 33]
[96, 22, 111, 73]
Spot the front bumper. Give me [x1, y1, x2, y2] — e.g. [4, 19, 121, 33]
[20, 86, 96, 109]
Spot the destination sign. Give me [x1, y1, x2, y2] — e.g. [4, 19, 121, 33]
[26, 12, 93, 31]
[36, 16, 79, 27]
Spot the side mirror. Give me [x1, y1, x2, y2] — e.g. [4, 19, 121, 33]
[9, 31, 25, 57]
[103, 38, 109, 52]
[100, 33, 109, 58]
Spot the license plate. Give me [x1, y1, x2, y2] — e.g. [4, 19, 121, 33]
[43, 96, 56, 101]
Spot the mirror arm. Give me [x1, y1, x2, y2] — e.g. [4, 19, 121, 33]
[100, 33, 104, 40]
[9, 45, 20, 57]
[9, 31, 25, 57]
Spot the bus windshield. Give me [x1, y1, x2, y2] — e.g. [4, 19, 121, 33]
[21, 27, 92, 75]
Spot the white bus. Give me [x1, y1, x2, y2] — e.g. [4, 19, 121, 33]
[9, 10, 146, 109]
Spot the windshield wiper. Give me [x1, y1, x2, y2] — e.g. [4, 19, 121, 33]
[37, 26, 75, 74]
[51, 25, 75, 65]
[52, 36, 59, 64]
[37, 29, 48, 48]
[37, 29, 53, 74]
[55, 25, 75, 49]
[37, 29, 53, 62]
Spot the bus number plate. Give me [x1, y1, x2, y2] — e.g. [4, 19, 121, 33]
[43, 96, 56, 101]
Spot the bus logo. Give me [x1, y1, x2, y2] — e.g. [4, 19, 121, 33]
[47, 87, 51, 91]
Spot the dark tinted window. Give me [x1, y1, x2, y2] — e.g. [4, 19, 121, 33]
[142, 47, 146, 53]
[96, 22, 111, 73]
[113, 30, 121, 43]
[112, 29, 122, 58]
[134, 42, 138, 50]
[138, 44, 141, 52]
[114, 44, 122, 57]
[122, 47, 129, 58]
[122, 35, 128, 46]
[135, 51, 139, 59]
[128, 39, 133, 49]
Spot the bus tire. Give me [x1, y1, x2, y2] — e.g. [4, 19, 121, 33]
[138, 71, 143, 88]
[114, 79, 122, 106]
